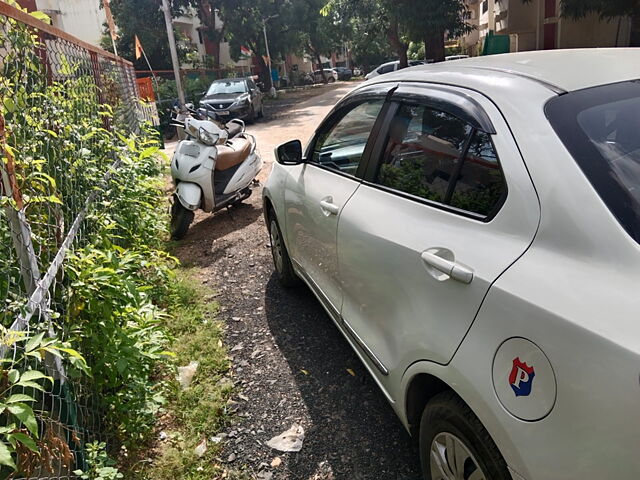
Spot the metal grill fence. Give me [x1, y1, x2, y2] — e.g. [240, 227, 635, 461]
[0, 2, 157, 477]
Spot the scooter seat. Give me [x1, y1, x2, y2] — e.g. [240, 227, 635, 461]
[215, 137, 253, 171]
[226, 121, 243, 138]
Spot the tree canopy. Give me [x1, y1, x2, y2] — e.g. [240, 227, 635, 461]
[103, 0, 199, 70]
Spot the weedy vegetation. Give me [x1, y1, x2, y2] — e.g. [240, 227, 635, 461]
[0, 3, 239, 478]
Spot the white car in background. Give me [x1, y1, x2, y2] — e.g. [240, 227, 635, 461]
[365, 59, 426, 80]
[264, 49, 640, 480]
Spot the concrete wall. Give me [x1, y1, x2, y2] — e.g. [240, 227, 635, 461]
[559, 14, 631, 48]
[36, 0, 106, 47]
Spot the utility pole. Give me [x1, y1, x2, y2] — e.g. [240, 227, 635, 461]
[161, 0, 185, 105]
[262, 14, 279, 98]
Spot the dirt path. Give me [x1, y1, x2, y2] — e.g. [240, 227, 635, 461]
[171, 83, 421, 480]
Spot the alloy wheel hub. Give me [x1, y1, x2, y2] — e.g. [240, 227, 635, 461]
[430, 432, 486, 480]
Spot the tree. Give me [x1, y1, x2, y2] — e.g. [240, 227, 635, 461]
[215, 0, 305, 86]
[103, 0, 197, 70]
[396, 0, 472, 62]
[299, 0, 345, 82]
[351, 26, 394, 72]
[323, 0, 411, 67]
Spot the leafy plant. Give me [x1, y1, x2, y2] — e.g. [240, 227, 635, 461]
[73, 442, 123, 480]
[1, 4, 178, 474]
[0, 327, 87, 475]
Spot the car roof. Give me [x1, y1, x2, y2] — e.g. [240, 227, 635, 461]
[368, 49, 640, 93]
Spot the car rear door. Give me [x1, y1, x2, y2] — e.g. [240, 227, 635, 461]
[284, 88, 392, 317]
[336, 84, 540, 383]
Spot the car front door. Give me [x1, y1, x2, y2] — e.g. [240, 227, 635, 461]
[284, 95, 388, 317]
[336, 84, 540, 384]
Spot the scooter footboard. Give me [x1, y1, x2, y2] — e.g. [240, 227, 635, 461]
[175, 182, 202, 211]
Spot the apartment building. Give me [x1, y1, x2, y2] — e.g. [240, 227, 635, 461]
[17, 0, 106, 46]
[462, 0, 637, 55]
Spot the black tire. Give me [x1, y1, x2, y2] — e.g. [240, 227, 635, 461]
[420, 392, 510, 480]
[163, 124, 177, 140]
[170, 198, 194, 240]
[267, 211, 299, 287]
[327, 77, 335, 83]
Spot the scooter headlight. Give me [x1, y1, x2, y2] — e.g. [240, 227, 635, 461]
[198, 127, 218, 146]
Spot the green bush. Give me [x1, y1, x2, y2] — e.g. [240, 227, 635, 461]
[0, 5, 179, 474]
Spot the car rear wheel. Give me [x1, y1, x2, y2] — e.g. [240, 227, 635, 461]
[327, 77, 335, 83]
[268, 212, 299, 287]
[420, 392, 511, 480]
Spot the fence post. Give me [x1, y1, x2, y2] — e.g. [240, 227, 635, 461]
[0, 113, 67, 382]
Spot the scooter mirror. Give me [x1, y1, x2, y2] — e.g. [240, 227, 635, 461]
[275, 140, 303, 165]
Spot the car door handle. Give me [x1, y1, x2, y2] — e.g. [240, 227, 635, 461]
[320, 198, 340, 215]
[420, 251, 474, 284]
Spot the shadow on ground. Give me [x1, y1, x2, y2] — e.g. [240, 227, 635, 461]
[263, 274, 421, 480]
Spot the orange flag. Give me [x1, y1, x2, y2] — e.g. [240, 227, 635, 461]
[135, 35, 144, 60]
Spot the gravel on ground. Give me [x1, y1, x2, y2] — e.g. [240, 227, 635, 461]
[170, 82, 421, 480]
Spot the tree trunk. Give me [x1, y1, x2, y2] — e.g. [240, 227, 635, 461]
[309, 43, 327, 83]
[250, 40, 270, 89]
[316, 52, 327, 83]
[631, 14, 640, 47]
[425, 29, 446, 63]
[198, 0, 221, 69]
[423, 34, 430, 62]
[386, 20, 408, 68]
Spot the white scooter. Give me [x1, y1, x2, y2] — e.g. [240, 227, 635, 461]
[169, 110, 263, 239]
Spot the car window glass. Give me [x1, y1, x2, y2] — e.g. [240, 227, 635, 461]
[379, 64, 394, 74]
[376, 104, 472, 203]
[450, 131, 507, 216]
[546, 82, 640, 243]
[247, 79, 256, 90]
[311, 100, 384, 175]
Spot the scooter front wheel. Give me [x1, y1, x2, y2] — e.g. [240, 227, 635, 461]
[170, 197, 195, 240]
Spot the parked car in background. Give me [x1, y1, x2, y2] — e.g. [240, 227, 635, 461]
[446, 54, 470, 61]
[364, 60, 426, 80]
[334, 66, 353, 80]
[200, 77, 264, 123]
[312, 68, 339, 83]
[264, 49, 640, 480]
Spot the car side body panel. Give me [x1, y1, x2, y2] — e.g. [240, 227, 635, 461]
[337, 85, 540, 391]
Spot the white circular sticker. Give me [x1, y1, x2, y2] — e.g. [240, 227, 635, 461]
[492, 337, 556, 421]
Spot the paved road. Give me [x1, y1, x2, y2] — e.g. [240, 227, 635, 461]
[172, 84, 422, 480]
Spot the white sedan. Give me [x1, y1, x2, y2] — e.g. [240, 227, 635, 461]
[263, 49, 640, 480]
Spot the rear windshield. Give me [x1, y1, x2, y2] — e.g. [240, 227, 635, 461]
[546, 81, 640, 243]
